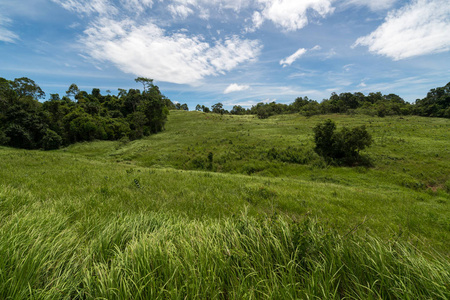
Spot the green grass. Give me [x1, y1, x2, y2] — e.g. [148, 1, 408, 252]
[0, 111, 449, 298]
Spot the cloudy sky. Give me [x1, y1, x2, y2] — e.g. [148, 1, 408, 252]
[1, 0, 449, 109]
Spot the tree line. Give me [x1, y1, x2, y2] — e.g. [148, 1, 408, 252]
[0, 77, 172, 150]
[194, 82, 450, 119]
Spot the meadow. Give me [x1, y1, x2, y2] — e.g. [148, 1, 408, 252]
[0, 111, 449, 298]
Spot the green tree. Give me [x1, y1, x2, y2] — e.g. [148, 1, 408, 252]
[11, 77, 45, 99]
[135, 77, 154, 92]
[313, 119, 372, 165]
[41, 129, 62, 150]
[211, 102, 225, 115]
[230, 105, 246, 115]
[313, 119, 336, 158]
[66, 83, 80, 100]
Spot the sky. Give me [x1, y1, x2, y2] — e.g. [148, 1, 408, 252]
[1, 0, 449, 109]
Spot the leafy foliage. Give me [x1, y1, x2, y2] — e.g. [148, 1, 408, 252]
[414, 82, 450, 117]
[0, 77, 171, 150]
[194, 82, 449, 119]
[313, 119, 372, 165]
[41, 129, 62, 150]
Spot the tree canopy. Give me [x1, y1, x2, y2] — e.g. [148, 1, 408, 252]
[194, 82, 449, 119]
[0, 77, 172, 150]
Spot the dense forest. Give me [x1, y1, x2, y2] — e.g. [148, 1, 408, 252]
[0, 77, 172, 150]
[196, 82, 450, 119]
[0, 77, 448, 150]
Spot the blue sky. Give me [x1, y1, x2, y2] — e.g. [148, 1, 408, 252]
[1, 0, 449, 109]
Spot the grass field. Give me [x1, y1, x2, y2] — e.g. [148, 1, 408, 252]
[0, 111, 449, 298]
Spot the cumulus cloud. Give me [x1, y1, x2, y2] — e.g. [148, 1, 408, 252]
[0, 16, 19, 43]
[80, 18, 261, 84]
[257, 0, 335, 31]
[224, 83, 250, 94]
[280, 48, 307, 67]
[353, 0, 450, 60]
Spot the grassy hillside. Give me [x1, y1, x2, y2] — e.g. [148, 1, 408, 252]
[0, 111, 449, 298]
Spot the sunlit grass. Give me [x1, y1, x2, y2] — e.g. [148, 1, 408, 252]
[0, 111, 449, 298]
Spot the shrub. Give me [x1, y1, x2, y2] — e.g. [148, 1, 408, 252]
[4, 124, 33, 149]
[42, 129, 62, 150]
[313, 119, 372, 166]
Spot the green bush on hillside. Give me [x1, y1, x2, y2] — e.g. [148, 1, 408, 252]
[41, 129, 62, 150]
[313, 119, 372, 166]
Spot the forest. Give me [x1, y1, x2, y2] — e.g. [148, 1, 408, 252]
[0, 77, 171, 150]
[198, 82, 450, 119]
[0, 77, 449, 151]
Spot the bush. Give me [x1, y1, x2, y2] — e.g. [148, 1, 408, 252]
[4, 124, 33, 149]
[42, 129, 62, 150]
[313, 119, 372, 166]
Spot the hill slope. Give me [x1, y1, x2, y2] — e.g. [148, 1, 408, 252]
[0, 111, 449, 298]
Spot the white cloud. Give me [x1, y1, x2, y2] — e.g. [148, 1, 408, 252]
[120, 0, 153, 13]
[354, 0, 450, 60]
[51, 0, 117, 15]
[0, 16, 19, 43]
[280, 48, 307, 67]
[344, 0, 397, 11]
[343, 64, 354, 71]
[168, 4, 194, 18]
[311, 45, 322, 51]
[170, 0, 249, 13]
[80, 18, 261, 85]
[257, 0, 335, 31]
[224, 83, 250, 94]
[246, 11, 264, 32]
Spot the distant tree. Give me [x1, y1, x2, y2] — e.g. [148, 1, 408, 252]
[49, 94, 60, 101]
[195, 104, 202, 111]
[230, 105, 246, 115]
[414, 82, 450, 117]
[180, 103, 189, 111]
[211, 102, 225, 114]
[290, 96, 310, 112]
[11, 77, 45, 99]
[91, 88, 101, 99]
[256, 106, 270, 119]
[135, 77, 154, 92]
[66, 83, 80, 99]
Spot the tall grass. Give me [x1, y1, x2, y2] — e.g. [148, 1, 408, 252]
[0, 207, 448, 299]
[0, 112, 449, 298]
